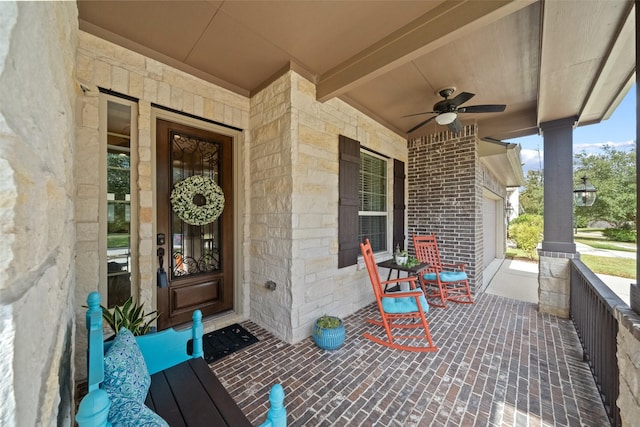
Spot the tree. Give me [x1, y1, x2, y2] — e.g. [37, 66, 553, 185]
[519, 170, 544, 215]
[573, 146, 636, 228]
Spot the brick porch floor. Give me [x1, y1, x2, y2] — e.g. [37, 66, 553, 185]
[210, 293, 610, 426]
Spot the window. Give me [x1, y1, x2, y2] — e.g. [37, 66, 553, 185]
[100, 95, 138, 308]
[358, 151, 387, 252]
[338, 135, 403, 268]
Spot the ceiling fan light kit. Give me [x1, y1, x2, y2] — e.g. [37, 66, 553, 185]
[435, 111, 457, 125]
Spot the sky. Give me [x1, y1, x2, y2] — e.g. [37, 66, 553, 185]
[512, 84, 636, 173]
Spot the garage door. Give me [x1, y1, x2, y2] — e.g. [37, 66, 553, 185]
[483, 197, 497, 268]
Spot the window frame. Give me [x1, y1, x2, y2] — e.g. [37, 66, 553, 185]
[358, 149, 391, 254]
[99, 93, 139, 307]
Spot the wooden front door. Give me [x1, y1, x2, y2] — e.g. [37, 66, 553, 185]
[156, 119, 234, 329]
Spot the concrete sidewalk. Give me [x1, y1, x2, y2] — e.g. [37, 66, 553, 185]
[484, 258, 633, 305]
[576, 241, 636, 259]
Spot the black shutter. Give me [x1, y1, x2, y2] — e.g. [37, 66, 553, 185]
[393, 159, 405, 250]
[338, 135, 360, 268]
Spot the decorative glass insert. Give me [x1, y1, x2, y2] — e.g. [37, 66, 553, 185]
[358, 151, 387, 252]
[170, 132, 222, 279]
[106, 101, 132, 308]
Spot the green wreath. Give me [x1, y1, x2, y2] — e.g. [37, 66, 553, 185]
[170, 175, 225, 226]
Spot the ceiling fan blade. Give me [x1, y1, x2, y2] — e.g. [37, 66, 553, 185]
[449, 91, 475, 107]
[407, 115, 436, 133]
[447, 118, 463, 134]
[459, 104, 506, 113]
[402, 111, 436, 118]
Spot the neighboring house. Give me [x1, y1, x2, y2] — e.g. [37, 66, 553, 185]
[0, 2, 634, 426]
[506, 187, 521, 223]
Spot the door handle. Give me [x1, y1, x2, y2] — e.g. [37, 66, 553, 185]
[157, 247, 168, 288]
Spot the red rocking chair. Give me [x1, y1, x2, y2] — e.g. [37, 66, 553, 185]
[412, 234, 473, 308]
[360, 239, 437, 352]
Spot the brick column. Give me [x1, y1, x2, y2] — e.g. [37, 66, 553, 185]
[407, 126, 482, 289]
[538, 117, 577, 317]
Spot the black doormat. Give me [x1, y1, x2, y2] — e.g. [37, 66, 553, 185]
[194, 323, 259, 364]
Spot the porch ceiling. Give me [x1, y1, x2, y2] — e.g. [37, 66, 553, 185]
[77, 0, 635, 141]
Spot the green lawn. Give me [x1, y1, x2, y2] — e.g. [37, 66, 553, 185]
[107, 234, 130, 248]
[507, 232, 637, 279]
[579, 254, 635, 279]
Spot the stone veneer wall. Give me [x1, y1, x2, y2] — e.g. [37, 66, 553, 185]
[74, 32, 250, 378]
[75, 32, 407, 352]
[0, 2, 78, 426]
[616, 306, 640, 426]
[407, 126, 482, 288]
[248, 73, 295, 338]
[537, 251, 577, 318]
[250, 72, 408, 343]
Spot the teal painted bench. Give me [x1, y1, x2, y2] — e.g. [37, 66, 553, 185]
[76, 292, 286, 427]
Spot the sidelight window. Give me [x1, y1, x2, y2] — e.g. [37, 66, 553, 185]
[101, 95, 138, 308]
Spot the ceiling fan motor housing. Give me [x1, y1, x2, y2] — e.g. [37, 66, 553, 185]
[437, 87, 456, 98]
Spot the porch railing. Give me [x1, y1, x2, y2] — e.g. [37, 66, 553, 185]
[570, 259, 624, 427]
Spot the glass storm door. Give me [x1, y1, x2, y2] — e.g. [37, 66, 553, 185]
[156, 119, 233, 329]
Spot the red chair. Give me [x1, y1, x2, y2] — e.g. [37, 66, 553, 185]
[360, 239, 437, 352]
[412, 234, 473, 308]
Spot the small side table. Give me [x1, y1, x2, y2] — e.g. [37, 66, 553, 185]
[376, 259, 430, 292]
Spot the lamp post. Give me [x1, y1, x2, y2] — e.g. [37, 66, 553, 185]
[573, 175, 597, 207]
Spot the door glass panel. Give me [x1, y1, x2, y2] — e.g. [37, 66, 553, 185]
[170, 132, 222, 279]
[106, 101, 132, 308]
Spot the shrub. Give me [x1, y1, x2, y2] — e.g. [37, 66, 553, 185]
[602, 226, 637, 243]
[574, 215, 588, 229]
[509, 213, 543, 228]
[509, 214, 543, 259]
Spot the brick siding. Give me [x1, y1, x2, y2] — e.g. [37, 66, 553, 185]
[407, 125, 482, 288]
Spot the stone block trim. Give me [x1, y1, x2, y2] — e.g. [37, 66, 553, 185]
[615, 305, 640, 426]
[407, 125, 481, 288]
[538, 256, 570, 318]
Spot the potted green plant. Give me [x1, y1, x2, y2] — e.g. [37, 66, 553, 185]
[312, 315, 346, 350]
[395, 249, 408, 266]
[100, 297, 159, 336]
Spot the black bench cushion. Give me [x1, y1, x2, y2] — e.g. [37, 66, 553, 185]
[145, 358, 252, 427]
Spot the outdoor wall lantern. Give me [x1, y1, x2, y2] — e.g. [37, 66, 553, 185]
[505, 202, 514, 216]
[573, 175, 597, 207]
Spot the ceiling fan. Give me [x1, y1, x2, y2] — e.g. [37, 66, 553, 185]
[405, 87, 506, 134]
